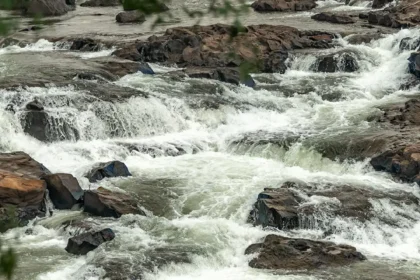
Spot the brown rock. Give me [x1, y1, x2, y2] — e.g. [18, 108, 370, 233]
[311, 12, 356, 24]
[251, 0, 316, 12]
[0, 152, 50, 231]
[246, 235, 366, 270]
[84, 187, 145, 218]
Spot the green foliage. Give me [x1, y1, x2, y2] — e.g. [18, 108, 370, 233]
[0, 245, 17, 280]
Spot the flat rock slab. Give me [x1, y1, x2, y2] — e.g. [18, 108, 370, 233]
[246, 234, 366, 270]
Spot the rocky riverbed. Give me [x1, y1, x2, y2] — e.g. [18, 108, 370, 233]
[2, 0, 420, 279]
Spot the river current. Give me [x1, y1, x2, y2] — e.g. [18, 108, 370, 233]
[1, 1, 420, 279]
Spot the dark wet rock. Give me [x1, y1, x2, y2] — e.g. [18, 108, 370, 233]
[248, 181, 419, 230]
[372, 0, 393, 8]
[25, 100, 44, 111]
[311, 12, 355, 24]
[26, 0, 69, 16]
[43, 173, 84, 210]
[84, 187, 146, 218]
[359, 13, 369, 19]
[116, 10, 146, 23]
[123, 0, 169, 12]
[184, 67, 256, 87]
[5, 104, 15, 114]
[22, 111, 49, 142]
[65, 228, 115, 255]
[113, 24, 334, 74]
[139, 62, 155, 74]
[346, 32, 383, 44]
[368, 10, 400, 28]
[245, 234, 366, 270]
[400, 37, 420, 51]
[313, 51, 359, 73]
[70, 38, 101, 52]
[85, 161, 131, 183]
[399, 76, 420, 90]
[0, 152, 50, 232]
[251, 0, 316, 12]
[80, 0, 120, 6]
[408, 52, 420, 78]
[21, 110, 80, 142]
[66, 0, 76, 5]
[262, 51, 289, 73]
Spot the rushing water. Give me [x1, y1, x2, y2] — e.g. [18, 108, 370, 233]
[2, 15, 420, 280]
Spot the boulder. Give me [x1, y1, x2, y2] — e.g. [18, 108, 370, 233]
[43, 173, 84, 209]
[116, 10, 146, 23]
[371, 143, 420, 184]
[313, 52, 359, 73]
[66, 0, 76, 5]
[372, 0, 393, 8]
[21, 110, 80, 142]
[0, 152, 50, 231]
[85, 161, 131, 183]
[251, 0, 316, 12]
[311, 12, 355, 24]
[26, 0, 69, 16]
[245, 235, 366, 270]
[84, 187, 145, 217]
[80, 0, 120, 6]
[65, 228, 115, 255]
[367, 10, 399, 28]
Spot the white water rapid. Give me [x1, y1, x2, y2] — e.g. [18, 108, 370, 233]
[1, 25, 420, 280]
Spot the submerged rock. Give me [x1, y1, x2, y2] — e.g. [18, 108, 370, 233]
[85, 161, 131, 183]
[311, 12, 355, 24]
[251, 0, 316, 12]
[43, 173, 84, 209]
[80, 0, 120, 6]
[65, 228, 115, 255]
[185, 67, 256, 87]
[84, 187, 145, 217]
[245, 234, 366, 270]
[116, 10, 146, 23]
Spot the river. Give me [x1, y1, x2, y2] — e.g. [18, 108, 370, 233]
[1, 0, 420, 279]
